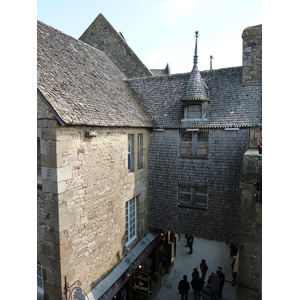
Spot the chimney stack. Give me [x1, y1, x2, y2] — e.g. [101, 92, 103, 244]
[242, 25, 262, 85]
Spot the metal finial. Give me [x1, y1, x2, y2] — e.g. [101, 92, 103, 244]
[194, 31, 199, 66]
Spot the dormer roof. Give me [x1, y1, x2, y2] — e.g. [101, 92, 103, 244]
[181, 31, 209, 103]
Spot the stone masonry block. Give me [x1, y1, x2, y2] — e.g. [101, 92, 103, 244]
[51, 166, 73, 181]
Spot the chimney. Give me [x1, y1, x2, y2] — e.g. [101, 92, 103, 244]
[242, 25, 262, 85]
[210, 55, 213, 71]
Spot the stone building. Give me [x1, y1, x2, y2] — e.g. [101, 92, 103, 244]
[37, 14, 262, 300]
[37, 21, 172, 300]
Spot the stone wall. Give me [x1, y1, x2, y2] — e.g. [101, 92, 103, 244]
[242, 25, 262, 85]
[148, 128, 249, 243]
[79, 13, 153, 79]
[37, 96, 150, 299]
[237, 149, 262, 299]
[37, 94, 62, 299]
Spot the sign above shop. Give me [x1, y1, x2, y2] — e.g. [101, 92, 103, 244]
[134, 271, 152, 295]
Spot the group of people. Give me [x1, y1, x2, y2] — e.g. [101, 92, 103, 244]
[178, 262, 226, 300]
[178, 239, 239, 299]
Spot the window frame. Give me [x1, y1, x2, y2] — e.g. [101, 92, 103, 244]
[128, 134, 134, 171]
[37, 261, 44, 295]
[125, 197, 137, 246]
[180, 130, 209, 158]
[178, 184, 208, 209]
[37, 138, 42, 186]
[137, 134, 142, 169]
[186, 104, 202, 119]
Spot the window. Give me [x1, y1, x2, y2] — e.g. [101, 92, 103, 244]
[180, 130, 209, 157]
[37, 138, 42, 185]
[178, 184, 208, 208]
[128, 135, 133, 171]
[137, 134, 142, 169]
[125, 197, 137, 245]
[37, 261, 44, 295]
[196, 131, 209, 156]
[182, 102, 208, 121]
[187, 105, 202, 119]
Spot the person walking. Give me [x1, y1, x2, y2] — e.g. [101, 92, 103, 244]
[178, 275, 191, 300]
[191, 268, 200, 300]
[187, 236, 194, 254]
[200, 259, 209, 282]
[216, 267, 225, 298]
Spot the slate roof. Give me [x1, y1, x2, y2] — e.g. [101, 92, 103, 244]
[127, 67, 262, 128]
[181, 64, 209, 102]
[37, 21, 152, 128]
[79, 13, 154, 79]
[181, 32, 209, 103]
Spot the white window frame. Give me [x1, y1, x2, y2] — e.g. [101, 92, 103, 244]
[37, 261, 44, 295]
[125, 197, 137, 246]
[128, 135, 133, 171]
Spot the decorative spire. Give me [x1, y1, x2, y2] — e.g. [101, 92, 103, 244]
[181, 31, 209, 103]
[193, 31, 199, 66]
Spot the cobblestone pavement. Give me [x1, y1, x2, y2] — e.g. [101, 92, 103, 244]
[154, 235, 237, 300]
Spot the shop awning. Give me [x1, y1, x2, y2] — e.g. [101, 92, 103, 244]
[87, 231, 162, 300]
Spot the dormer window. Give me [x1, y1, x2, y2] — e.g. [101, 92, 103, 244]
[181, 31, 210, 121]
[186, 105, 201, 118]
[183, 102, 207, 121]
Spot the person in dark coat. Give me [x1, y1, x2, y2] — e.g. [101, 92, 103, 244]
[187, 236, 194, 254]
[191, 267, 200, 280]
[200, 259, 209, 282]
[178, 275, 190, 300]
[194, 276, 204, 300]
[191, 268, 200, 300]
[216, 267, 225, 298]
[229, 243, 238, 257]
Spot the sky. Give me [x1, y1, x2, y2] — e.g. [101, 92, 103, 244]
[37, 0, 262, 74]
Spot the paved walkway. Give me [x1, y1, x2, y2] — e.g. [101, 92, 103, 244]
[154, 235, 236, 300]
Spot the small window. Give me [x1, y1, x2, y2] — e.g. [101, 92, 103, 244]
[37, 261, 44, 295]
[125, 197, 137, 245]
[180, 130, 209, 158]
[187, 105, 202, 119]
[128, 135, 133, 171]
[196, 131, 209, 156]
[178, 184, 208, 208]
[180, 132, 193, 156]
[37, 138, 42, 185]
[137, 134, 142, 169]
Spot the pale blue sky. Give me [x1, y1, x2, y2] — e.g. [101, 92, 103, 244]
[37, 0, 262, 73]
